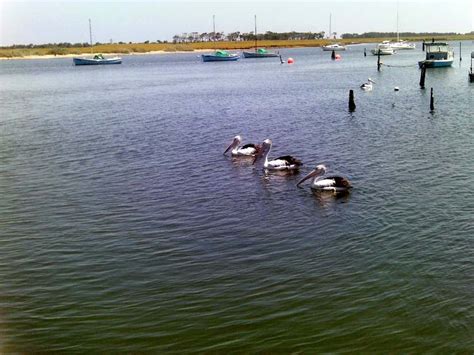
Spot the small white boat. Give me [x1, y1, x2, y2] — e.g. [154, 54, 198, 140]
[322, 43, 346, 51]
[390, 40, 416, 50]
[371, 43, 395, 55]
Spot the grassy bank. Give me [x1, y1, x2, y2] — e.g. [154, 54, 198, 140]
[1, 34, 473, 59]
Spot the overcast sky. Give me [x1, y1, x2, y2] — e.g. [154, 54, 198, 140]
[1, 0, 473, 45]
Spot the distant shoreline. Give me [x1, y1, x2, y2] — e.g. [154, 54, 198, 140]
[1, 35, 473, 61]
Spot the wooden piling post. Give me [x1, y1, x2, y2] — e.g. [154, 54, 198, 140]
[430, 88, 434, 112]
[364, 48, 367, 57]
[377, 50, 381, 71]
[331, 50, 336, 60]
[419, 63, 426, 89]
[459, 42, 462, 61]
[279, 55, 284, 64]
[349, 90, 356, 112]
[422, 40, 425, 52]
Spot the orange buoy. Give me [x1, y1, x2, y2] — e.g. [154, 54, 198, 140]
[287, 57, 294, 64]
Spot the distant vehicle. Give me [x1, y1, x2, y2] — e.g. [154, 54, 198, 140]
[322, 43, 346, 51]
[418, 42, 454, 68]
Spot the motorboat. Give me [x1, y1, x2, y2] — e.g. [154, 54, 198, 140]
[371, 43, 395, 55]
[418, 42, 454, 68]
[469, 51, 474, 82]
[322, 43, 346, 51]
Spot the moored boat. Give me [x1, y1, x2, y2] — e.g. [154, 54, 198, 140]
[469, 51, 474, 82]
[322, 43, 346, 51]
[418, 42, 454, 68]
[201, 50, 240, 62]
[371, 43, 395, 55]
[390, 40, 416, 50]
[243, 15, 279, 59]
[243, 48, 279, 58]
[73, 54, 122, 66]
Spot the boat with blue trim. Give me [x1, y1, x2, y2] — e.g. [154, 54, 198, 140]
[418, 42, 454, 68]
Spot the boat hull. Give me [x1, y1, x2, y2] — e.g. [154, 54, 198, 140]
[242, 51, 279, 58]
[322, 46, 346, 51]
[418, 60, 453, 68]
[371, 49, 395, 55]
[201, 54, 240, 62]
[73, 57, 122, 65]
[470, 72, 474, 83]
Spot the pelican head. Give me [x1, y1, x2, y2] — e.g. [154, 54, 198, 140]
[252, 139, 272, 164]
[223, 135, 242, 155]
[296, 164, 327, 187]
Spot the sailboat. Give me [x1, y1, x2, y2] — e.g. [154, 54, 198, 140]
[321, 13, 346, 51]
[389, 1, 416, 50]
[242, 15, 279, 58]
[202, 15, 240, 62]
[73, 19, 121, 65]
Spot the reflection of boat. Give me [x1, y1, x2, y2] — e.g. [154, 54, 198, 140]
[469, 51, 474, 82]
[73, 19, 122, 66]
[322, 43, 346, 51]
[73, 54, 122, 65]
[418, 42, 454, 68]
[243, 15, 279, 58]
[202, 50, 240, 62]
[371, 43, 395, 55]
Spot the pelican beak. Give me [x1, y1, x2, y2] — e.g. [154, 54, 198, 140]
[296, 168, 322, 187]
[224, 138, 238, 155]
[223, 142, 233, 155]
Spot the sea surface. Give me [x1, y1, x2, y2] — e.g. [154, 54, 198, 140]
[1, 42, 473, 352]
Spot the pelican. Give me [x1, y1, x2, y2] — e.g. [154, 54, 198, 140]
[360, 78, 375, 91]
[252, 139, 302, 171]
[223, 135, 259, 157]
[297, 164, 352, 193]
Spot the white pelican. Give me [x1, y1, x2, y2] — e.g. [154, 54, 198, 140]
[223, 135, 259, 157]
[252, 139, 302, 171]
[360, 78, 375, 91]
[297, 164, 352, 193]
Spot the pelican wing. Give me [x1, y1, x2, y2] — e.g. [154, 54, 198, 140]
[275, 155, 302, 167]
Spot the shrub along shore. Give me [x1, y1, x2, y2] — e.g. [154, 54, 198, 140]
[1, 34, 473, 59]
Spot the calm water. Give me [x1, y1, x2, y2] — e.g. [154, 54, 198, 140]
[1, 42, 473, 352]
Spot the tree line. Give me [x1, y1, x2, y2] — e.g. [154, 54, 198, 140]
[341, 31, 461, 39]
[172, 31, 327, 43]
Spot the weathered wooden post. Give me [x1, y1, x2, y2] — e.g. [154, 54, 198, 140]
[331, 50, 336, 60]
[422, 40, 425, 52]
[430, 88, 435, 112]
[279, 54, 284, 64]
[377, 50, 381, 71]
[349, 90, 356, 112]
[459, 42, 462, 61]
[419, 63, 426, 89]
[364, 48, 367, 57]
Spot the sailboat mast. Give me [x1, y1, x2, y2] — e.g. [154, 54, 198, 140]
[396, 0, 400, 42]
[213, 14, 216, 48]
[254, 15, 257, 51]
[329, 13, 332, 39]
[89, 18, 93, 54]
